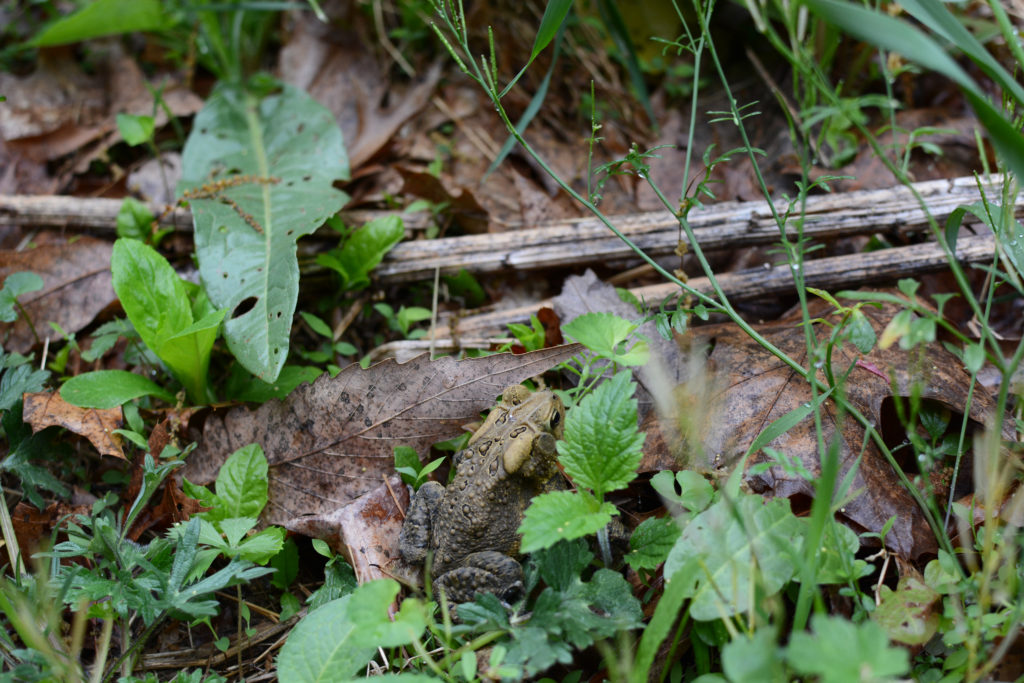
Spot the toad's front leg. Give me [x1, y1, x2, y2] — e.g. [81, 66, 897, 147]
[399, 481, 444, 565]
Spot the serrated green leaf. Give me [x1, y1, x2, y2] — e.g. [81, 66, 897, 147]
[533, 538, 593, 592]
[722, 629, 786, 683]
[212, 443, 268, 520]
[317, 215, 404, 291]
[236, 526, 285, 564]
[0, 362, 49, 411]
[557, 371, 644, 497]
[518, 490, 615, 553]
[60, 370, 175, 409]
[0, 271, 44, 323]
[785, 615, 909, 682]
[180, 80, 349, 382]
[562, 312, 649, 366]
[28, 0, 169, 46]
[626, 516, 681, 571]
[664, 495, 804, 621]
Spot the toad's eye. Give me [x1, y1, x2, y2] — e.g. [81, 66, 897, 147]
[549, 411, 561, 429]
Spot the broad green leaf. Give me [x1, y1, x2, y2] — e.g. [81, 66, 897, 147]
[846, 308, 875, 353]
[116, 113, 154, 146]
[213, 443, 269, 520]
[157, 307, 228, 404]
[872, 575, 940, 645]
[115, 197, 158, 242]
[785, 615, 909, 682]
[807, 521, 871, 584]
[562, 312, 649, 366]
[111, 237, 192, 359]
[60, 370, 176, 408]
[721, 629, 786, 683]
[534, 538, 593, 592]
[278, 580, 424, 682]
[179, 80, 349, 382]
[518, 490, 616, 553]
[316, 216, 404, 291]
[625, 516, 681, 571]
[0, 271, 43, 322]
[29, 0, 169, 46]
[557, 371, 645, 497]
[664, 495, 804, 621]
[650, 470, 714, 514]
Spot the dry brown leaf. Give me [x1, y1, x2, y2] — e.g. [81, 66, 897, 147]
[0, 236, 115, 353]
[683, 297, 1005, 560]
[187, 345, 581, 526]
[11, 500, 88, 558]
[286, 474, 410, 587]
[22, 391, 124, 459]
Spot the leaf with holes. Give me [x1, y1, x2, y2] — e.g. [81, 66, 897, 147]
[179, 79, 349, 382]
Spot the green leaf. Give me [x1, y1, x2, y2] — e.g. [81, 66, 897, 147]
[846, 308, 876, 353]
[270, 537, 299, 590]
[1, 403, 69, 508]
[28, 0, 169, 46]
[664, 495, 804, 621]
[557, 371, 644, 497]
[236, 526, 286, 565]
[317, 216, 404, 291]
[650, 470, 714, 514]
[212, 443, 269, 521]
[498, 0, 570, 98]
[0, 271, 43, 323]
[0, 360, 49, 412]
[808, 521, 871, 585]
[872, 575, 940, 645]
[785, 615, 909, 682]
[626, 516, 681, 571]
[116, 113, 155, 146]
[534, 538, 593, 592]
[721, 629, 786, 683]
[116, 197, 158, 242]
[562, 312, 649, 366]
[157, 307, 228, 404]
[299, 311, 333, 338]
[179, 80, 349, 382]
[518, 490, 616, 553]
[278, 580, 424, 682]
[60, 370, 176, 408]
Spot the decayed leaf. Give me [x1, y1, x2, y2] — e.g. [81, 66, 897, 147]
[188, 344, 581, 526]
[684, 298, 1005, 560]
[22, 391, 124, 459]
[0, 236, 115, 353]
[286, 474, 410, 587]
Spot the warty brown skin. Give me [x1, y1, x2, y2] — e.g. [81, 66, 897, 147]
[398, 385, 565, 603]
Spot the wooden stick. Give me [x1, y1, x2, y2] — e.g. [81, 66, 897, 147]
[429, 234, 997, 340]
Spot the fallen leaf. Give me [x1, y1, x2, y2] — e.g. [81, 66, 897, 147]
[286, 474, 410, 587]
[11, 500, 87, 558]
[686, 297, 1006, 560]
[187, 345, 581, 526]
[0, 236, 115, 353]
[22, 391, 124, 459]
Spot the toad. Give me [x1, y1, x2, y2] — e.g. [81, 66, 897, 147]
[398, 385, 565, 604]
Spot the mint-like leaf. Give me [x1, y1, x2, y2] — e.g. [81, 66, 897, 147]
[562, 312, 649, 366]
[518, 490, 615, 554]
[211, 443, 269, 521]
[557, 370, 644, 497]
[785, 615, 909, 682]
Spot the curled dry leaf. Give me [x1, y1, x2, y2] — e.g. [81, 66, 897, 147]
[22, 391, 124, 459]
[187, 345, 581, 527]
[286, 474, 411, 588]
[0, 236, 115, 353]
[680, 297, 1006, 560]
